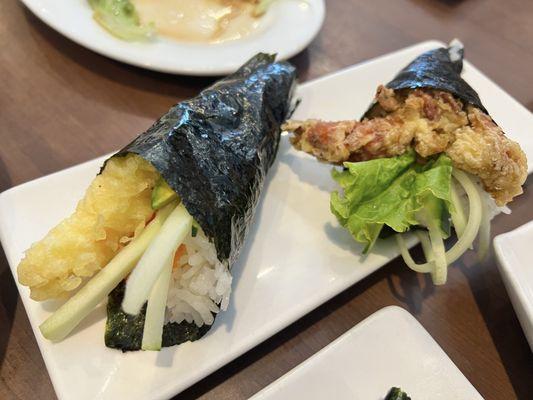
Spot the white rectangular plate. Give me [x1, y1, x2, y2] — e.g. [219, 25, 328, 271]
[0, 41, 531, 400]
[494, 222, 533, 350]
[251, 306, 483, 399]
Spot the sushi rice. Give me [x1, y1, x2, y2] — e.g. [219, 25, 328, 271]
[166, 227, 232, 327]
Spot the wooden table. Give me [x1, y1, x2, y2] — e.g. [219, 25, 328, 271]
[1, 0, 532, 399]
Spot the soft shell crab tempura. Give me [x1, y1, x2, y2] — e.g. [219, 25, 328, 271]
[284, 85, 527, 206]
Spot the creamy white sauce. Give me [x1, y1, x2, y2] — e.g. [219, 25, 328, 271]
[132, 0, 261, 43]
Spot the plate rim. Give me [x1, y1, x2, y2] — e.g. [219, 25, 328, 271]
[18, 0, 326, 76]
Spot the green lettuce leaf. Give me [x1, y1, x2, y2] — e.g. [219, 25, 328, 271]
[330, 151, 453, 253]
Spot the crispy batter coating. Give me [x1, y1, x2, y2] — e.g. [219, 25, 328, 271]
[284, 86, 527, 205]
[447, 107, 526, 204]
[17, 154, 159, 300]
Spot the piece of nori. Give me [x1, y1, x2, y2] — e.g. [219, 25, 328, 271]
[105, 282, 210, 352]
[104, 53, 296, 351]
[385, 387, 411, 400]
[364, 42, 487, 118]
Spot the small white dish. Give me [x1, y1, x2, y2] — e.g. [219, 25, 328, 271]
[494, 222, 533, 350]
[251, 306, 483, 400]
[19, 0, 325, 75]
[1, 40, 532, 400]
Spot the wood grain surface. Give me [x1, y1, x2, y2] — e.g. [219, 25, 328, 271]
[1, 0, 532, 399]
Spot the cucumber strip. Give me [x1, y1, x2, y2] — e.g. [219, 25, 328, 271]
[427, 223, 447, 285]
[398, 169, 482, 275]
[446, 169, 482, 263]
[399, 228, 447, 284]
[122, 203, 193, 315]
[476, 184, 491, 261]
[39, 202, 175, 342]
[415, 231, 434, 262]
[450, 181, 467, 238]
[395, 235, 433, 273]
[141, 253, 173, 351]
[399, 227, 447, 285]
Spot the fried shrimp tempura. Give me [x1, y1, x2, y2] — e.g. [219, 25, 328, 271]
[284, 86, 527, 206]
[17, 155, 159, 300]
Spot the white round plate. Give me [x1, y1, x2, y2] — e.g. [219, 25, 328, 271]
[20, 0, 325, 75]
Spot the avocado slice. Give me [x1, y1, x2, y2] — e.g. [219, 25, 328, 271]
[151, 178, 179, 210]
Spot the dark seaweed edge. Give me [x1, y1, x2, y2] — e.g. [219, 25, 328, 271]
[363, 43, 488, 120]
[105, 281, 211, 352]
[385, 387, 411, 400]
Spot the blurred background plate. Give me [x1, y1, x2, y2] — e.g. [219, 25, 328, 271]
[18, 0, 325, 75]
[494, 223, 533, 351]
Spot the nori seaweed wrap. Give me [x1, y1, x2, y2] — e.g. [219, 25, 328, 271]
[19, 54, 296, 351]
[104, 53, 297, 350]
[385, 387, 411, 400]
[115, 53, 296, 265]
[364, 40, 486, 118]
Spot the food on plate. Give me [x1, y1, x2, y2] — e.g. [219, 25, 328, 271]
[283, 41, 527, 284]
[88, 0, 155, 41]
[88, 0, 278, 42]
[17, 53, 296, 350]
[385, 387, 411, 400]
